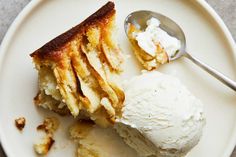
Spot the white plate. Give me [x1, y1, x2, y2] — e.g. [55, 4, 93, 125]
[0, 0, 236, 157]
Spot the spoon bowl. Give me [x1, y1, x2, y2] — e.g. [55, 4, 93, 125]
[124, 10, 236, 91]
[124, 10, 186, 60]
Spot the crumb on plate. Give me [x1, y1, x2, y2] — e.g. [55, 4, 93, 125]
[69, 120, 94, 141]
[77, 144, 99, 157]
[15, 117, 26, 131]
[70, 120, 102, 157]
[37, 117, 59, 134]
[34, 117, 59, 155]
[34, 135, 55, 155]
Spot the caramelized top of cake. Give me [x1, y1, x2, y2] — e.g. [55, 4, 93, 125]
[31, 2, 115, 61]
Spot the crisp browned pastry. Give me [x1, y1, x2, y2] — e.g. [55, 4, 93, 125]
[30, 1, 124, 127]
[127, 24, 168, 71]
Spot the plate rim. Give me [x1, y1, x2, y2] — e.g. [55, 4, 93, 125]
[0, 0, 235, 156]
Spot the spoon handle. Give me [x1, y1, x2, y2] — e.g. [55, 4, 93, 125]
[184, 53, 236, 91]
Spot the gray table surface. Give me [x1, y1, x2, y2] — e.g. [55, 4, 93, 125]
[0, 0, 236, 156]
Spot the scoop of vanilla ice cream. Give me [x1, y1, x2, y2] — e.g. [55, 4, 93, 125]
[115, 71, 205, 157]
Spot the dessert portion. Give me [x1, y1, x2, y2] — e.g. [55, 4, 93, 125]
[115, 71, 205, 157]
[30, 1, 124, 127]
[29, 2, 206, 156]
[128, 18, 181, 70]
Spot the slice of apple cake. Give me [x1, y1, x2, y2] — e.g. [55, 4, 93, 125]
[30, 1, 124, 127]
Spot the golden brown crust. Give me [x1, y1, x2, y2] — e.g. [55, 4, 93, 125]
[30, 1, 115, 61]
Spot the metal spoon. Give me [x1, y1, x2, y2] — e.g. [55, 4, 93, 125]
[124, 10, 236, 91]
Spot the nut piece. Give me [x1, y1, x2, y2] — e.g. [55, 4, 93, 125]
[15, 117, 26, 131]
[34, 135, 55, 155]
